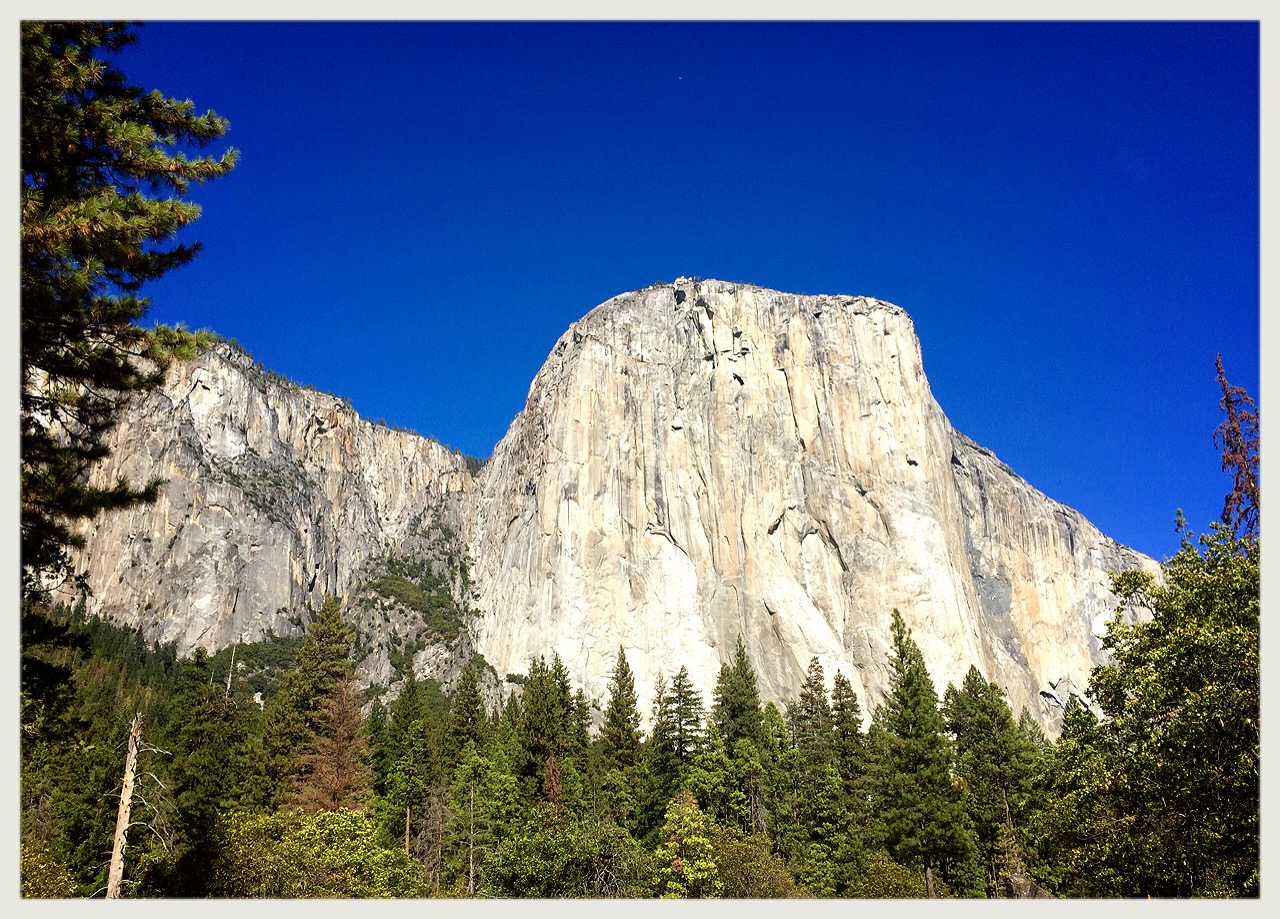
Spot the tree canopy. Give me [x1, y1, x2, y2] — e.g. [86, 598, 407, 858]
[20, 20, 236, 598]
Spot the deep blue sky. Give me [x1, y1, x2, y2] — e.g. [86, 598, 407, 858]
[114, 20, 1258, 563]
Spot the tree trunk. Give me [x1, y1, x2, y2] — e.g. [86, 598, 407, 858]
[106, 713, 142, 899]
[405, 804, 411, 854]
[925, 863, 937, 899]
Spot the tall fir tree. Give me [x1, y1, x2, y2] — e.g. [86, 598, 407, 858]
[941, 665, 1040, 896]
[148, 648, 249, 895]
[600, 647, 641, 773]
[20, 21, 236, 597]
[869, 610, 981, 897]
[830, 670, 866, 805]
[256, 596, 360, 809]
[443, 656, 490, 768]
[711, 636, 764, 750]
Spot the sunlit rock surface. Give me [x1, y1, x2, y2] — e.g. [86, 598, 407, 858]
[66, 280, 1159, 731]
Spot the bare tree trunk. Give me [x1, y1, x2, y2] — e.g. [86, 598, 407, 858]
[405, 804, 411, 854]
[106, 714, 142, 899]
[925, 863, 937, 899]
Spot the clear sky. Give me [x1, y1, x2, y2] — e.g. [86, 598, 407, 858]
[110, 20, 1258, 563]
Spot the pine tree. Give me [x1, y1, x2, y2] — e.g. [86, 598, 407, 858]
[158, 648, 250, 895]
[667, 666, 705, 765]
[443, 656, 489, 767]
[711, 636, 764, 750]
[788, 657, 834, 766]
[20, 21, 236, 597]
[257, 596, 361, 809]
[600, 647, 641, 773]
[830, 670, 866, 804]
[515, 653, 573, 793]
[942, 665, 1039, 896]
[869, 610, 981, 897]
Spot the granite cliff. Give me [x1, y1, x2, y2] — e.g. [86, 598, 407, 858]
[63, 280, 1160, 729]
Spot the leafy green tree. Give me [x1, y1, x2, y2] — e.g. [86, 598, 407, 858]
[868, 610, 981, 897]
[1089, 524, 1259, 896]
[209, 808, 429, 897]
[20, 21, 235, 597]
[481, 806, 657, 898]
[20, 838, 78, 898]
[652, 791, 723, 898]
[707, 823, 803, 898]
[1023, 701, 1130, 897]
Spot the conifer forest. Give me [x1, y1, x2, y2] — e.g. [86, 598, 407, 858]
[18, 21, 1260, 898]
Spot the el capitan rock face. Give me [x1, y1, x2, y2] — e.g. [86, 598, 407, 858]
[464, 278, 1158, 727]
[63, 279, 1159, 730]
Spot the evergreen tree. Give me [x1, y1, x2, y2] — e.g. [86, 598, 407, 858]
[150, 648, 249, 895]
[711, 636, 764, 750]
[443, 656, 489, 767]
[667, 666, 705, 765]
[941, 665, 1040, 896]
[256, 596, 359, 809]
[788, 657, 834, 766]
[869, 610, 981, 897]
[20, 21, 236, 597]
[830, 670, 866, 805]
[600, 647, 641, 773]
[514, 653, 573, 793]
[296, 679, 374, 813]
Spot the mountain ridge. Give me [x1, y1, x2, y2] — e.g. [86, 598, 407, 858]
[62, 279, 1159, 731]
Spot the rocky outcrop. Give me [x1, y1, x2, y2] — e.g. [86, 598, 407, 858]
[65, 281, 1160, 732]
[66, 344, 474, 659]
[464, 279, 1159, 729]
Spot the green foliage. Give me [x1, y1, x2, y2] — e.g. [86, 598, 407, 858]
[20, 21, 235, 597]
[481, 807, 658, 898]
[600, 646, 641, 773]
[20, 838, 78, 898]
[652, 791, 722, 898]
[869, 610, 982, 896]
[443, 657, 490, 768]
[942, 664, 1042, 896]
[846, 850, 936, 898]
[256, 596, 364, 810]
[1035, 524, 1260, 897]
[208, 629, 304, 702]
[711, 635, 765, 750]
[210, 808, 429, 897]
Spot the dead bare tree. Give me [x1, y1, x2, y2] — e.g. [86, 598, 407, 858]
[104, 713, 170, 899]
